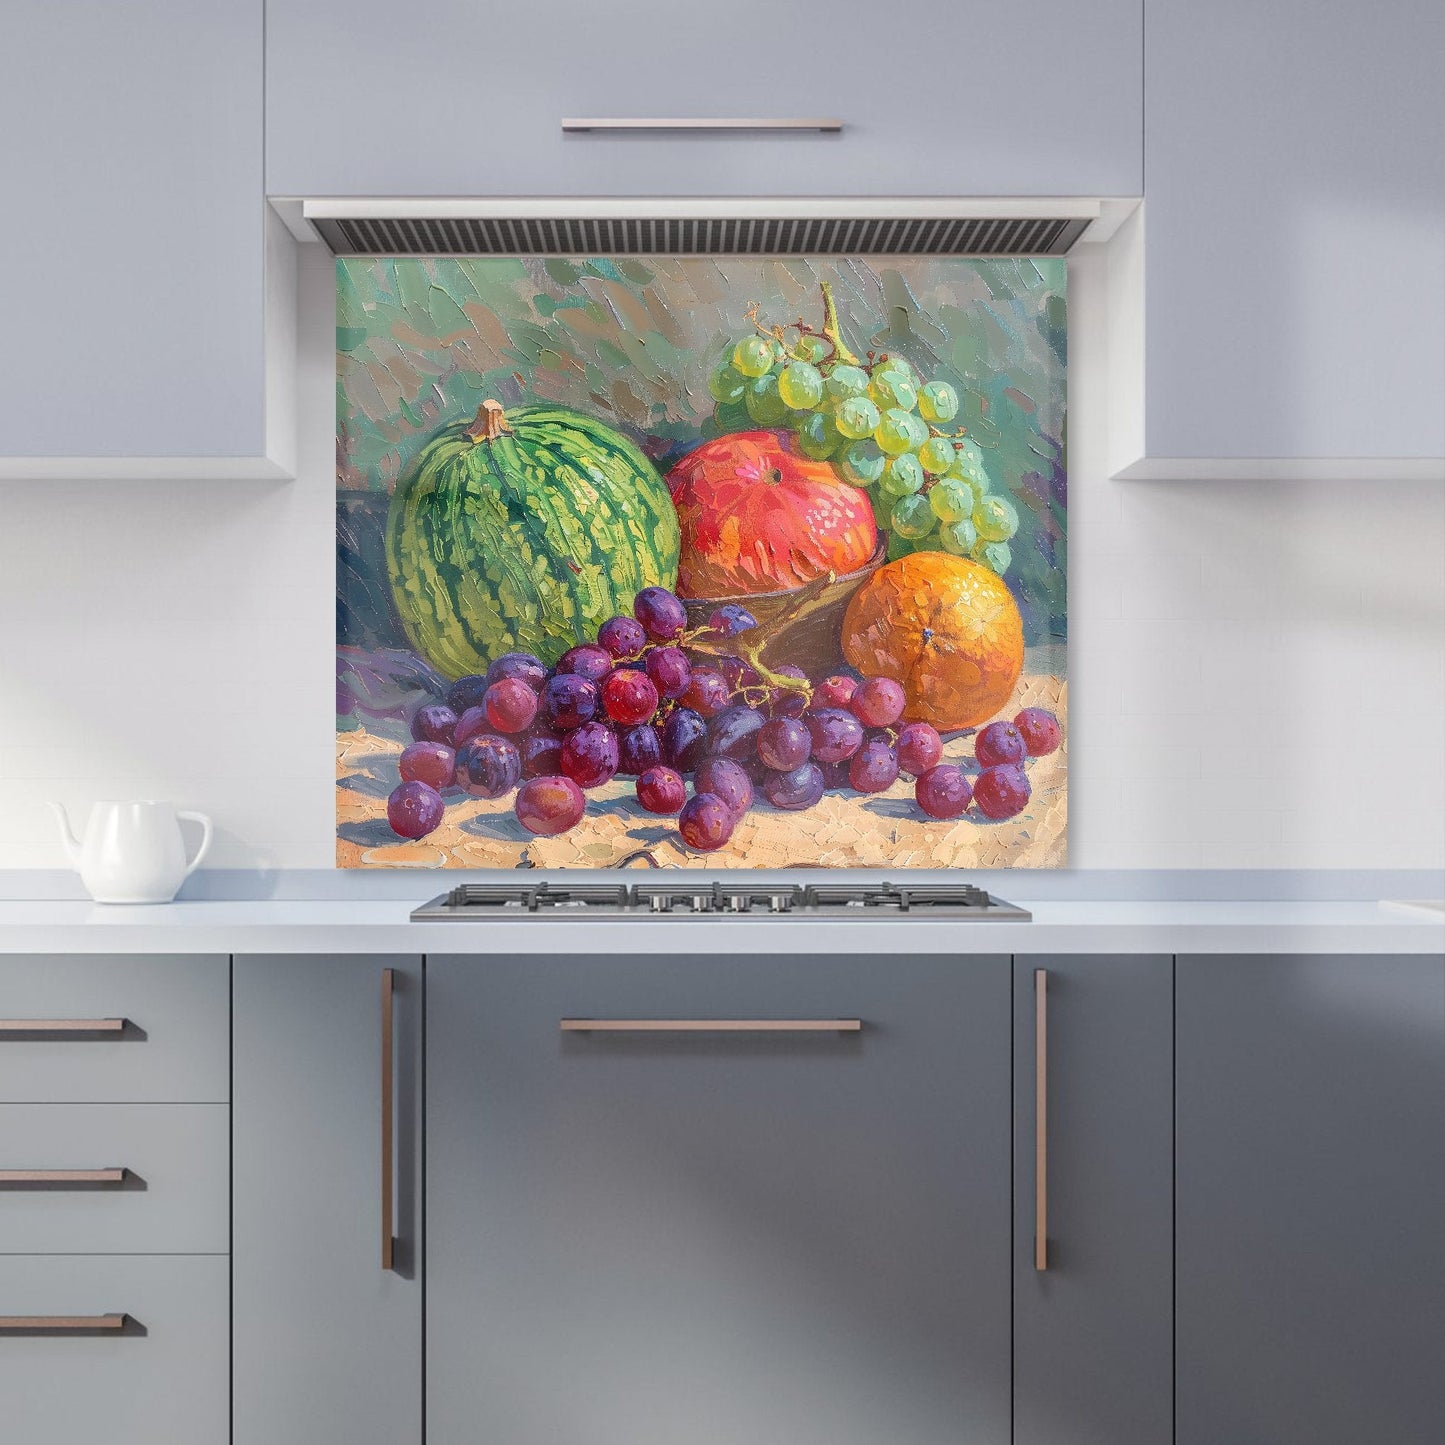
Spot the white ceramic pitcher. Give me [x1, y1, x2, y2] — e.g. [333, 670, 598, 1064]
[50, 801, 212, 904]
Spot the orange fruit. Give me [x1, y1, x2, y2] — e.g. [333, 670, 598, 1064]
[841, 553, 1024, 730]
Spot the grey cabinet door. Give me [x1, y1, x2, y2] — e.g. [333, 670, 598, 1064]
[0, 1, 279, 473]
[1140, 1, 1444, 472]
[267, 1, 1141, 197]
[0, 1255, 228, 1445]
[1012, 956, 1173, 1445]
[427, 953, 1012, 1445]
[1176, 953, 1445, 1444]
[233, 955, 422, 1445]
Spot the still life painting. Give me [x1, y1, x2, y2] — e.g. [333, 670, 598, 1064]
[336, 255, 1067, 868]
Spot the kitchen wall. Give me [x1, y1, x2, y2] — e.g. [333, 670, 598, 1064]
[1, 240, 1441, 871]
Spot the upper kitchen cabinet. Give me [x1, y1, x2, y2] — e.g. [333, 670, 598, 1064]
[0, 2, 294, 481]
[265, 0, 1142, 199]
[1117, 0, 1445, 479]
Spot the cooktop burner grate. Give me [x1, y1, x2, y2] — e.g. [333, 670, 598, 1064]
[413, 881, 1029, 921]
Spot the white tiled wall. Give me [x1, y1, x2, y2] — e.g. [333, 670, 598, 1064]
[0, 242, 1441, 870]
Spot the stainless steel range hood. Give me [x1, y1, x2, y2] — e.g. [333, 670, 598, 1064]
[298, 197, 1106, 257]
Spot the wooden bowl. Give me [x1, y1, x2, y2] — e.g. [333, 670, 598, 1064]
[680, 538, 889, 677]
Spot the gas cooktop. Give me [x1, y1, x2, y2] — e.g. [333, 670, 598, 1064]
[411, 881, 1030, 921]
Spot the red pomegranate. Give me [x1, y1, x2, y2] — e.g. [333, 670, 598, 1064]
[665, 430, 879, 597]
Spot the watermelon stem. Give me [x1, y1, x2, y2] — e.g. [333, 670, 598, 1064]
[465, 399, 509, 443]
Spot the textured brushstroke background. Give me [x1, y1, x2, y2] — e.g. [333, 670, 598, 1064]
[336, 256, 1067, 868]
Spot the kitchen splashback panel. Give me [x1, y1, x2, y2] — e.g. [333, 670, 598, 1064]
[335, 256, 1066, 868]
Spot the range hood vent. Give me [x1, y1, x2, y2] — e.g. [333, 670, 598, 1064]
[309, 212, 1093, 258]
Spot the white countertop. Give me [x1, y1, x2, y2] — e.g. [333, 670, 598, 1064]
[0, 898, 1439, 955]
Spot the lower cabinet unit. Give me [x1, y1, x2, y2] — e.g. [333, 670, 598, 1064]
[1012, 955, 1173, 1445]
[1176, 953, 1445, 1444]
[232, 954, 423, 1445]
[426, 953, 1013, 1445]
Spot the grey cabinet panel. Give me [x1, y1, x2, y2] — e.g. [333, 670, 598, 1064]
[233, 955, 422, 1445]
[427, 953, 1012, 1445]
[0, 954, 229, 1102]
[1176, 953, 1445, 1444]
[0, 1254, 228, 1444]
[0, 1, 268, 464]
[0, 1103, 227, 1254]
[1143, 1, 1445, 466]
[1013, 956, 1173, 1445]
[267, 1, 1141, 197]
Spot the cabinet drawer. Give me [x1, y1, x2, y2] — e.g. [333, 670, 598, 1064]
[0, 1104, 227, 1254]
[0, 956, 227, 1103]
[0, 1255, 227, 1445]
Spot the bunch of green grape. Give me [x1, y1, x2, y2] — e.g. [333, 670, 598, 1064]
[706, 305, 1020, 576]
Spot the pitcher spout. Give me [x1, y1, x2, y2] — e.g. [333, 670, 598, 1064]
[48, 801, 82, 865]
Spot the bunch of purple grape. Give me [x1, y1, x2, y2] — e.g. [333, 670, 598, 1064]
[384, 585, 1061, 853]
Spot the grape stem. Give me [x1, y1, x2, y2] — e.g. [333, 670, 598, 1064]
[679, 570, 842, 700]
[818, 282, 858, 366]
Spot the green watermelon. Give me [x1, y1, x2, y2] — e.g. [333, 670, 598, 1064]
[386, 400, 680, 677]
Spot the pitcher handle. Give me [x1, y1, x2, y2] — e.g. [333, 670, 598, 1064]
[177, 811, 213, 877]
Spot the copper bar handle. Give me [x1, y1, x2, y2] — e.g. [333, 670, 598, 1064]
[560, 1018, 862, 1033]
[0, 1314, 128, 1331]
[0, 1169, 128, 1185]
[1034, 968, 1049, 1271]
[562, 117, 842, 134]
[380, 968, 396, 1273]
[0, 1018, 127, 1036]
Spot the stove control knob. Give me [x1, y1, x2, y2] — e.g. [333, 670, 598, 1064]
[691, 895, 710, 913]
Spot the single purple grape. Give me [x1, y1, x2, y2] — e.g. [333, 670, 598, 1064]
[541, 674, 598, 729]
[484, 653, 547, 690]
[560, 720, 620, 789]
[818, 757, 852, 790]
[757, 716, 811, 772]
[848, 735, 900, 794]
[804, 707, 865, 763]
[973, 763, 1031, 820]
[975, 720, 1027, 768]
[661, 708, 708, 772]
[455, 735, 521, 800]
[644, 645, 691, 700]
[446, 674, 491, 713]
[601, 669, 660, 725]
[597, 615, 648, 660]
[556, 644, 613, 682]
[705, 703, 765, 760]
[387, 780, 445, 839]
[515, 775, 585, 836]
[452, 705, 491, 750]
[1014, 708, 1062, 757]
[633, 586, 687, 642]
[636, 766, 687, 815]
[483, 678, 539, 734]
[616, 723, 662, 776]
[705, 603, 759, 637]
[519, 731, 563, 779]
[916, 764, 972, 820]
[398, 741, 455, 792]
[410, 703, 457, 746]
[678, 793, 735, 851]
[763, 762, 826, 811]
[850, 677, 906, 728]
[693, 756, 754, 821]
[897, 722, 944, 777]
[681, 668, 731, 718]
